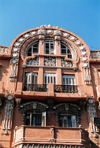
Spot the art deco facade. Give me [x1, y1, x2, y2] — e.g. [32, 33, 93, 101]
[0, 25, 100, 148]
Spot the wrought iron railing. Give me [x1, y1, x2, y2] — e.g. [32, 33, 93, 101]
[54, 85, 78, 93]
[24, 84, 47, 92]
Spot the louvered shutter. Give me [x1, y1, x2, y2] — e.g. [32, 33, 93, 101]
[27, 73, 32, 84]
[41, 112, 46, 126]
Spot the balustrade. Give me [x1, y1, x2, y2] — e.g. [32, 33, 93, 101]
[91, 52, 100, 58]
[26, 57, 39, 65]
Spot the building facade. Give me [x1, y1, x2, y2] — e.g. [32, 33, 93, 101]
[0, 25, 100, 148]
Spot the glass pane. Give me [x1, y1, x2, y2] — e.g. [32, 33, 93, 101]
[61, 44, 66, 49]
[64, 119, 67, 127]
[45, 76, 47, 84]
[33, 43, 38, 48]
[59, 118, 62, 127]
[50, 43, 54, 49]
[68, 54, 72, 59]
[32, 75, 34, 84]
[27, 47, 32, 56]
[25, 115, 30, 125]
[69, 78, 71, 85]
[35, 75, 37, 84]
[35, 116, 41, 126]
[67, 116, 72, 127]
[51, 77, 53, 83]
[62, 49, 66, 55]
[48, 76, 50, 83]
[33, 48, 38, 53]
[46, 43, 49, 48]
[63, 78, 65, 85]
[46, 48, 49, 54]
[66, 78, 68, 85]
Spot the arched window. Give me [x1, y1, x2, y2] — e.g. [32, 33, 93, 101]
[27, 42, 39, 56]
[61, 43, 72, 59]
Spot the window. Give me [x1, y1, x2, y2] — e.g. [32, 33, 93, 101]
[27, 42, 39, 56]
[25, 112, 46, 126]
[44, 73, 56, 84]
[24, 73, 38, 91]
[62, 75, 75, 85]
[45, 41, 55, 54]
[26, 72, 37, 84]
[59, 115, 76, 127]
[61, 43, 72, 59]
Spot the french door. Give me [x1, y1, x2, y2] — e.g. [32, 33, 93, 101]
[62, 75, 75, 85]
[44, 73, 56, 85]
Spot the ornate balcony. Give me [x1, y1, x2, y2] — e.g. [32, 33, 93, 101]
[44, 57, 56, 66]
[12, 125, 89, 148]
[54, 85, 78, 93]
[24, 84, 47, 92]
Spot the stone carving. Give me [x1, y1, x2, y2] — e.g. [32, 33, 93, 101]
[0, 47, 9, 54]
[61, 58, 73, 67]
[74, 40, 81, 45]
[38, 29, 46, 35]
[54, 30, 62, 36]
[84, 68, 91, 84]
[47, 30, 53, 34]
[30, 31, 37, 36]
[88, 103, 98, 137]
[91, 52, 100, 58]
[44, 57, 56, 66]
[69, 36, 76, 41]
[26, 57, 39, 65]
[39, 35, 45, 39]
[63, 33, 70, 38]
[3, 101, 13, 134]
[10, 59, 19, 82]
[55, 36, 60, 40]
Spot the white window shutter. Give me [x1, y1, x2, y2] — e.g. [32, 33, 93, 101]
[71, 115, 77, 127]
[41, 112, 46, 126]
[27, 73, 32, 84]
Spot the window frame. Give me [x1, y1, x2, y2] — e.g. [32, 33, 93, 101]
[44, 40, 56, 55]
[27, 42, 39, 56]
[62, 75, 75, 85]
[60, 43, 72, 58]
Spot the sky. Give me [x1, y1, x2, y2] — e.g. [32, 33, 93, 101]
[0, 0, 100, 50]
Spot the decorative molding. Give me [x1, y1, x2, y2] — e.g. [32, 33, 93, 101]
[54, 30, 62, 36]
[3, 101, 13, 134]
[61, 57, 73, 67]
[0, 47, 9, 54]
[38, 29, 46, 35]
[88, 103, 97, 137]
[44, 57, 56, 66]
[91, 52, 100, 59]
[26, 57, 39, 66]
[54, 36, 61, 40]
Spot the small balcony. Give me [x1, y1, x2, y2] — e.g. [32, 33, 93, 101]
[54, 85, 78, 93]
[12, 125, 89, 148]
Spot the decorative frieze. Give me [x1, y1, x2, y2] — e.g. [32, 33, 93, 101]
[38, 29, 46, 35]
[26, 57, 39, 65]
[3, 101, 13, 134]
[61, 57, 73, 67]
[90, 52, 100, 58]
[44, 57, 56, 66]
[54, 30, 62, 36]
[0, 47, 9, 54]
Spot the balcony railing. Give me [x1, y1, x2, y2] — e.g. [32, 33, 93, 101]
[24, 84, 47, 92]
[54, 85, 78, 93]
